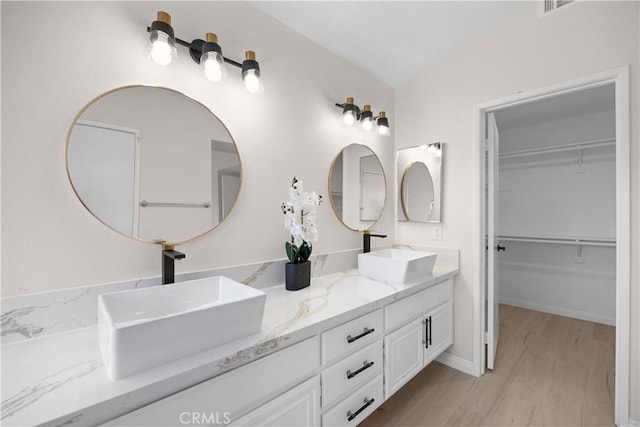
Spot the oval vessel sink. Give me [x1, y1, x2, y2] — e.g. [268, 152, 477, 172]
[358, 249, 437, 284]
[98, 276, 266, 380]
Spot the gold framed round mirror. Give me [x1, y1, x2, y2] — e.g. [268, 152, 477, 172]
[400, 161, 435, 222]
[66, 85, 241, 243]
[328, 143, 386, 231]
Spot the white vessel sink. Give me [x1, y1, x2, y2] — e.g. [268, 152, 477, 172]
[358, 249, 437, 284]
[98, 276, 266, 380]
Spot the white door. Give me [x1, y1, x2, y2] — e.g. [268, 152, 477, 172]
[67, 121, 140, 237]
[486, 112, 500, 370]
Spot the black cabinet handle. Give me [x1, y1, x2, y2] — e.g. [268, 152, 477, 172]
[428, 315, 433, 346]
[347, 397, 375, 422]
[424, 319, 429, 349]
[346, 360, 375, 379]
[497, 245, 506, 252]
[347, 327, 375, 343]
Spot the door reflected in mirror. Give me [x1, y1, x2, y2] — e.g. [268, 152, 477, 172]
[329, 143, 386, 231]
[66, 86, 241, 243]
[397, 143, 443, 223]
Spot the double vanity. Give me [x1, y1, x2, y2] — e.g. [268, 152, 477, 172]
[1, 248, 458, 426]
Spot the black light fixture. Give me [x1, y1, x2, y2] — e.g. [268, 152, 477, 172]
[334, 98, 390, 135]
[376, 112, 390, 136]
[146, 11, 263, 94]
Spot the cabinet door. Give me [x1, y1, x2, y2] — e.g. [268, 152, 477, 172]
[231, 376, 320, 427]
[383, 317, 424, 398]
[424, 302, 453, 365]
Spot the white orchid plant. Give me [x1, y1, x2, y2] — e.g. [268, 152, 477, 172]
[281, 177, 323, 264]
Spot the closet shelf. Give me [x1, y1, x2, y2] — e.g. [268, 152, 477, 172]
[499, 138, 615, 159]
[498, 235, 616, 247]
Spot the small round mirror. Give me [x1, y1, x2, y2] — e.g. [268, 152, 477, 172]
[66, 86, 241, 243]
[401, 161, 435, 222]
[328, 143, 386, 231]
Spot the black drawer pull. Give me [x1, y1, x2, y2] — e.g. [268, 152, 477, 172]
[346, 360, 375, 379]
[428, 315, 433, 346]
[347, 397, 375, 422]
[347, 327, 375, 343]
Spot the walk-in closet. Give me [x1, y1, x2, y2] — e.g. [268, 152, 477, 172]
[494, 84, 616, 326]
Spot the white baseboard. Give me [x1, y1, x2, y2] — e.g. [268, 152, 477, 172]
[628, 418, 640, 427]
[436, 351, 478, 377]
[498, 297, 615, 326]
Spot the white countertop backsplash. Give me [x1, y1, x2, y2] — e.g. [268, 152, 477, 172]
[1, 246, 459, 426]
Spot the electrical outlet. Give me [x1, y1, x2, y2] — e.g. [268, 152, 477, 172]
[433, 227, 442, 241]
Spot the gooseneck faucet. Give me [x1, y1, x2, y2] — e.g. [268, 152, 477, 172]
[363, 230, 387, 253]
[158, 242, 186, 285]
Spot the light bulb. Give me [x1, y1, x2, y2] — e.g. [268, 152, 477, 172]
[243, 69, 263, 95]
[377, 124, 390, 136]
[242, 51, 263, 95]
[360, 105, 373, 131]
[376, 112, 390, 136]
[148, 30, 176, 66]
[201, 51, 227, 82]
[362, 117, 374, 131]
[343, 110, 357, 126]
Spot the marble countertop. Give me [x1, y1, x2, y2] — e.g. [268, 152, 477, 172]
[2, 260, 458, 426]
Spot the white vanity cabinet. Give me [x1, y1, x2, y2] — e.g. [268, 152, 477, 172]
[383, 278, 453, 397]
[231, 376, 320, 426]
[320, 309, 384, 425]
[102, 337, 320, 426]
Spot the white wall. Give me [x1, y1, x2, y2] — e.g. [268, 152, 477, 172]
[0, 1, 395, 295]
[394, 1, 639, 419]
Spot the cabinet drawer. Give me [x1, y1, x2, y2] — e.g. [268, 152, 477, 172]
[321, 340, 383, 409]
[321, 374, 383, 426]
[322, 309, 383, 366]
[385, 279, 452, 333]
[104, 337, 320, 426]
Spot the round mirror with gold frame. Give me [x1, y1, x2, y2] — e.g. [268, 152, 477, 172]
[66, 86, 241, 243]
[328, 143, 386, 231]
[401, 161, 435, 222]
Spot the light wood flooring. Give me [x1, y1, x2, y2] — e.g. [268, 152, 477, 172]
[360, 305, 615, 427]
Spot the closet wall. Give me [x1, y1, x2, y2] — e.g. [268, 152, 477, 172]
[495, 85, 616, 325]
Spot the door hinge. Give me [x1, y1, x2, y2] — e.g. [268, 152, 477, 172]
[484, 332, 489, 344]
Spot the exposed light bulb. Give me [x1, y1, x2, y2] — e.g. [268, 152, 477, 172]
[243, 69, 263, 94]
[361, 105, 373, 131]
[343, 110, 357, 126]
[201, 51, 227, 82]
[148, 30, 176, 66]
[376, 112, 390, 136]
[362, 117, 374, 131]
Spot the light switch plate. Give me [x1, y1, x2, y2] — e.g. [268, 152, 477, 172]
[433, 227, 442, 241]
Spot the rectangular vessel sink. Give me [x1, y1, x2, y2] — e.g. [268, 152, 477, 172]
[358, 249, 437, 284]
[98, 276, 266, 380]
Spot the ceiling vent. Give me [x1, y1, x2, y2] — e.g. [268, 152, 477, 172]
[542, 0, 575, 15]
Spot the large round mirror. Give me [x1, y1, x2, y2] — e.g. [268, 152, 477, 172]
[401, 162, 435, 222]
[66, 86, 241, 243]
[328, 143, 386, 231]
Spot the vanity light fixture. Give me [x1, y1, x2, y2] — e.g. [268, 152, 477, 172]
[376, 112, 390, 136]
[334, 98, 390, 135]
[146, 11, 263, 94]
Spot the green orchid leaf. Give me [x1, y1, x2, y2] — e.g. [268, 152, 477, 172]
[298, 241, 311, 262]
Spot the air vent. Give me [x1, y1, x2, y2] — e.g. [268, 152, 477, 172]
[542, 0, 574, 14]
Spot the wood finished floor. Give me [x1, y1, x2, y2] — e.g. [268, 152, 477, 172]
[360, 305, 615, 427]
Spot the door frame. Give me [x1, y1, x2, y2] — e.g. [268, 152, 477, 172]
[473, 66, 630, 425]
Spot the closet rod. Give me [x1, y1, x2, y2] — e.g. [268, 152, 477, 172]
[498, 235, 616, 247]
[499, 138, 615, 159]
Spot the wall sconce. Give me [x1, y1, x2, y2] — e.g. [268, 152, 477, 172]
[146, 11, 263, 94]
[335, 98, 390, 135]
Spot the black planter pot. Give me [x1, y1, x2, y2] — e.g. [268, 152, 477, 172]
[285, 261, 311, 291]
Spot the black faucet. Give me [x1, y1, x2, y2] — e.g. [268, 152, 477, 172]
[161, 244, 186, 284]
[363, 231, 387, 253]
